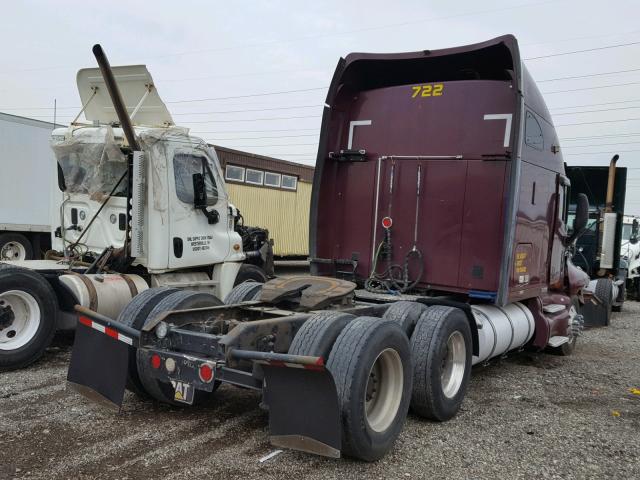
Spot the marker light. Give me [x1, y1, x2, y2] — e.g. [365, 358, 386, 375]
[151, 354, 161, 369]
[199, 363, 214, 383]
[165, 357, 176, 373]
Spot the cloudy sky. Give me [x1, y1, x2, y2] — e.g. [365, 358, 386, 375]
[2, 0, 639, 213]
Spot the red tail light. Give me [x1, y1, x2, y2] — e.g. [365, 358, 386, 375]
[199, 363, 214, 383]
[151, 354, 161, 369]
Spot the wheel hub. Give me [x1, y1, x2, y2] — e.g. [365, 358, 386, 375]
[440, 331, 466, 399]
[568, 305, 584, 338]
[1, 241, 26, 261]
[364, 348, 404, 433]
[0, 290, 41, 350]
[0, 304, 15, 330]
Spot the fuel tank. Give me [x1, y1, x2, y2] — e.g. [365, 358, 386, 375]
[471, 302, 535, 365]
[59, 273, 148, 320]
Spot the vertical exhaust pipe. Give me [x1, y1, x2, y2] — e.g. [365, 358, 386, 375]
[605, 154, 619, 213]
[92, 44, 140, 151]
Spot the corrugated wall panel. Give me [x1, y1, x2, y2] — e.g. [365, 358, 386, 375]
[227, 182, 311, 257]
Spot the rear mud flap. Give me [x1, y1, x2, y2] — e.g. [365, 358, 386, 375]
[262, 364, 341, 458]
[67, 320, 129, 409]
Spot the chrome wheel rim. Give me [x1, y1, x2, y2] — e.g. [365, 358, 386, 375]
[1, 241, 26, 261]
[0, 290, 41, 350]
[364, 348, 403, 432]
[441, 331, 466, 399]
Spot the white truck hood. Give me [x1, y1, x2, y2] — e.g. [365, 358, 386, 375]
[76, 65, 173, 127]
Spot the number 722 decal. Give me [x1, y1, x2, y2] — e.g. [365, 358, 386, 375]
[411, 83, 444, 98]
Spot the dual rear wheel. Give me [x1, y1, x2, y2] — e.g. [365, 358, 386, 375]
[118, 288, 224, 405]
[289, 303, 473, 461]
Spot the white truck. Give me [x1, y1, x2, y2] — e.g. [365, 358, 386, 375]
[0, 112, 61, 261]
[0, 46, 271, 370]
[622, 215, 640, 299]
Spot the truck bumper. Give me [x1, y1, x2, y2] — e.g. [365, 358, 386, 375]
[67, 306, 342, 458]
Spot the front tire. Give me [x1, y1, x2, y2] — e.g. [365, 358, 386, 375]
[410, 306, 472, 421]
[327, 317, 412, 461]
[551, 297, 581, 356]
[0, 267, 58, 370]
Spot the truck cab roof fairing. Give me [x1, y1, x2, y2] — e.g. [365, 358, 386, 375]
[76, 65, 174, 127]
[310, 35, 541, 304]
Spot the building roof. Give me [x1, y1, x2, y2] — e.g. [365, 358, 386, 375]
[212, 145, 315, 183]
[0, 111, 64, 130]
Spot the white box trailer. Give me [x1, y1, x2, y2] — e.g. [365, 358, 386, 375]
[0, 112, 61, 260]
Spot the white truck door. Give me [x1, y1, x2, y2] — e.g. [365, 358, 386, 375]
[167, 149, 231, 269]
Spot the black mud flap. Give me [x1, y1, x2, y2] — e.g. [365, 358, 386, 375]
[67, 319, 129, 410]
[262, 364, 341, 458]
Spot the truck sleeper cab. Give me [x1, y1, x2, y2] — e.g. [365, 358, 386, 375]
[68, 36, 592, 462]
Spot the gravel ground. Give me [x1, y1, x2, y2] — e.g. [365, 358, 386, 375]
[0, 302, 638, 479]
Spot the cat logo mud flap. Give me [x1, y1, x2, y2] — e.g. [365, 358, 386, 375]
[66, 308, 137, 410]
[260, 360, 341, 458]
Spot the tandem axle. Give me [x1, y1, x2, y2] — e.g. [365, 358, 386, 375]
[67, 274, 578, 460]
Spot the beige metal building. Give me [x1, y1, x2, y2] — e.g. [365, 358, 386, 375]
[214, 145, 314, 258]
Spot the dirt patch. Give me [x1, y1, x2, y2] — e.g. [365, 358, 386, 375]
[1, 303, 638, 479]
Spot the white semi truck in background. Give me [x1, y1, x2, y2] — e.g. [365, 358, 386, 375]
[0, 112, 61, 261]
[622, 215, 640, 299]
[0, 47, 272, 370]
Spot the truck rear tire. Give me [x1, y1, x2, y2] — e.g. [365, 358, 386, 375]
[0, 267, 58, 370]
[234, 264, 267, 286]
[0, 233, 33, 261]
[326, 317, 412, 461]
[224, 281, 263, 304]
[117, 287, 179, 397]
[382, 301, 427, 335]
[410, 306, 472, 421]
[595, 278, 613, 326]
[288, 311, 355, 358]
[137, 290, 223, 406]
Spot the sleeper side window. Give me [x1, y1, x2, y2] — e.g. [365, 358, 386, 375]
[525, 111, 544, 150]
[173, 153, 218, 206]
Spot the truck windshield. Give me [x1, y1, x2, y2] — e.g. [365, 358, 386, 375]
[622, 224, 632, 241]
[52, 127, 127, 198]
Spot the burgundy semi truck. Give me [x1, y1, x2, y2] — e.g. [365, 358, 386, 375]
[67, 35, 592, 461]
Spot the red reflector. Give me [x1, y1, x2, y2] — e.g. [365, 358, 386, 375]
[151, 354, 161, 369]
[382, 216, 393, 229]
[78, 316, 92, 327]
[199, 363, 214, 383]
[105, 327, 119, 339]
